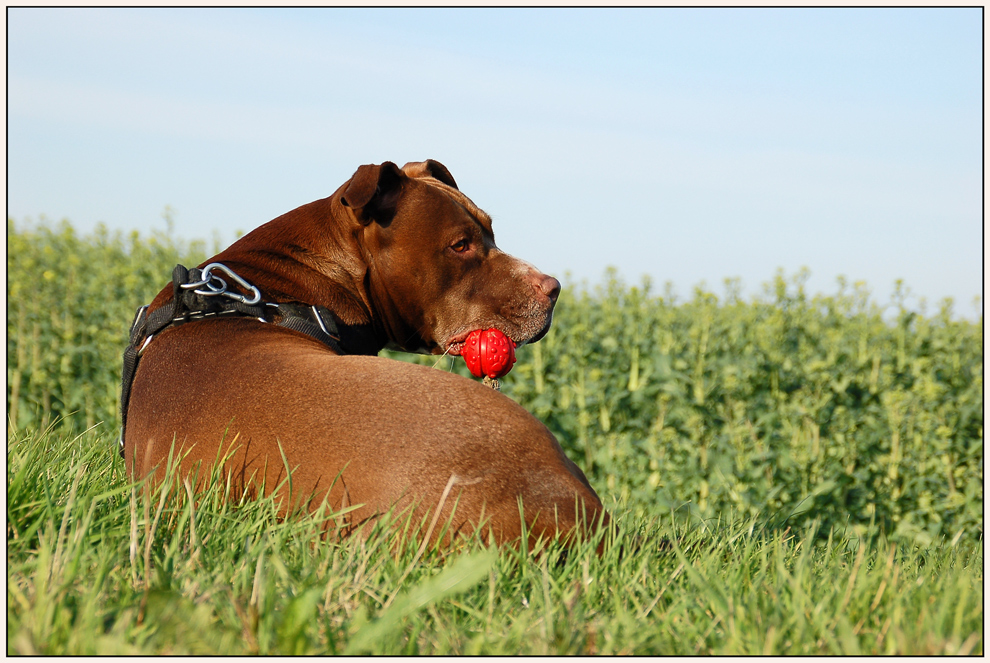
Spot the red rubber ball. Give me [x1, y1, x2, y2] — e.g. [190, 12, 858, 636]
[462, 328, 517, 379]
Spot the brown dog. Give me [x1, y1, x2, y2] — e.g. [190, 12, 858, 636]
[123, 159, 607, 550]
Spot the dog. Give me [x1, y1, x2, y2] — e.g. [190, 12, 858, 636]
[122, 159, 608, 550]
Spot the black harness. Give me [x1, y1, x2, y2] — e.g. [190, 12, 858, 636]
[118, 262, 379, 457]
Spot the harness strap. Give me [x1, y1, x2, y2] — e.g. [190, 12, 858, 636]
[273, 303, 345, 353]
[118, 263, 375, 458]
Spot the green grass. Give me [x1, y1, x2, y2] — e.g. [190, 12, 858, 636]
[7, 427, 983, 655]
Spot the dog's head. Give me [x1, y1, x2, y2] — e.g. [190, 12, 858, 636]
[339, 159, 560, 355]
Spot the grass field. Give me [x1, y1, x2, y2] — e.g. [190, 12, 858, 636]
[6, 219, 984, 654]
[6, 427, 983, 655]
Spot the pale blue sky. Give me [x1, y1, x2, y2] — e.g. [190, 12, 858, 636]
[7, 7, 983, 316]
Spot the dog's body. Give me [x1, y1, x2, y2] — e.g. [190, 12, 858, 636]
[124, 160, 607, 548]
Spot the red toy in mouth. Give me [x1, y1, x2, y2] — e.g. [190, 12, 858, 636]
[459, 328, 516, 379]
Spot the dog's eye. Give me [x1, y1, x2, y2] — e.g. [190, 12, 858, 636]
[450, 240, 470, 253]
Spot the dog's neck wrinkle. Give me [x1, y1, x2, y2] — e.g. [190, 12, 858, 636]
[344, 204, 419, 352]
[363, 264, 430, 353]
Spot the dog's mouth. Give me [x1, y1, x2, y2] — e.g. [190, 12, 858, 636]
[443, 316, 552, 357]
[445, 329, 486, 357]
[528, 316, 553, 345]
[446, 335, 468, 356]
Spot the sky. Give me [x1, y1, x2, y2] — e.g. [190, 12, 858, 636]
[7, 7, 984, 318]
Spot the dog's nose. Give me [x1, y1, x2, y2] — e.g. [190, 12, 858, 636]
[539, 275, 561, 303]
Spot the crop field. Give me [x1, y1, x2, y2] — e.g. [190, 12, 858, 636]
[6, 219, 984, 654]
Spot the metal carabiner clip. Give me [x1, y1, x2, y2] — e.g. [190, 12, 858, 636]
[180, 262, 262, 306]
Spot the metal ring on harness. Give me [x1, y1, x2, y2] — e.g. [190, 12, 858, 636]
[180, 262, 262, 306]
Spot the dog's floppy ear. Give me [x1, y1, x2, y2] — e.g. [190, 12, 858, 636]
[401, 159, 458, 190]
[340, 161, 404, 224]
